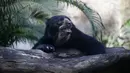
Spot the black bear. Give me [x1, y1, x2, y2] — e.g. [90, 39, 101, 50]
[32, 15, 106, 55]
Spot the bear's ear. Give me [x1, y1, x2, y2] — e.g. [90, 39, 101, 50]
[45, 18, 50, 25]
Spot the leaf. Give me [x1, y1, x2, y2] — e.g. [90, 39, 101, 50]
[56, 0, 105, 37]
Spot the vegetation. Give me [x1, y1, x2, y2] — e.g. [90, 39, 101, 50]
[0, 0, 104, 47]
[100, 19, 130, 49]
[0, 0, 56, 47]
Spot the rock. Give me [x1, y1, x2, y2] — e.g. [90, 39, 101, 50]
[0, 47, 130, 73]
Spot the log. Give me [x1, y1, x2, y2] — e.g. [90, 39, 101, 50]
[0, 47, 130, 73]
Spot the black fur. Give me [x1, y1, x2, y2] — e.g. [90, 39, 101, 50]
[32, 15, 106, 55]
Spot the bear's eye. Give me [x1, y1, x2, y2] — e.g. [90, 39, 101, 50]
[66, 22, 72, 28]
[67, 23, 71, 25]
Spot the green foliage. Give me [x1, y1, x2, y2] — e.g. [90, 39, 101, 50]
[98, 19, 130, 49]
[0, 0, 106, 47]
[0, 0, 48, 47]
[125, 19, 130, 26]
[119, 19, 130, 49]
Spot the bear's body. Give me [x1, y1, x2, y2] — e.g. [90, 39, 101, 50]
[32, 15, 106, 55]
